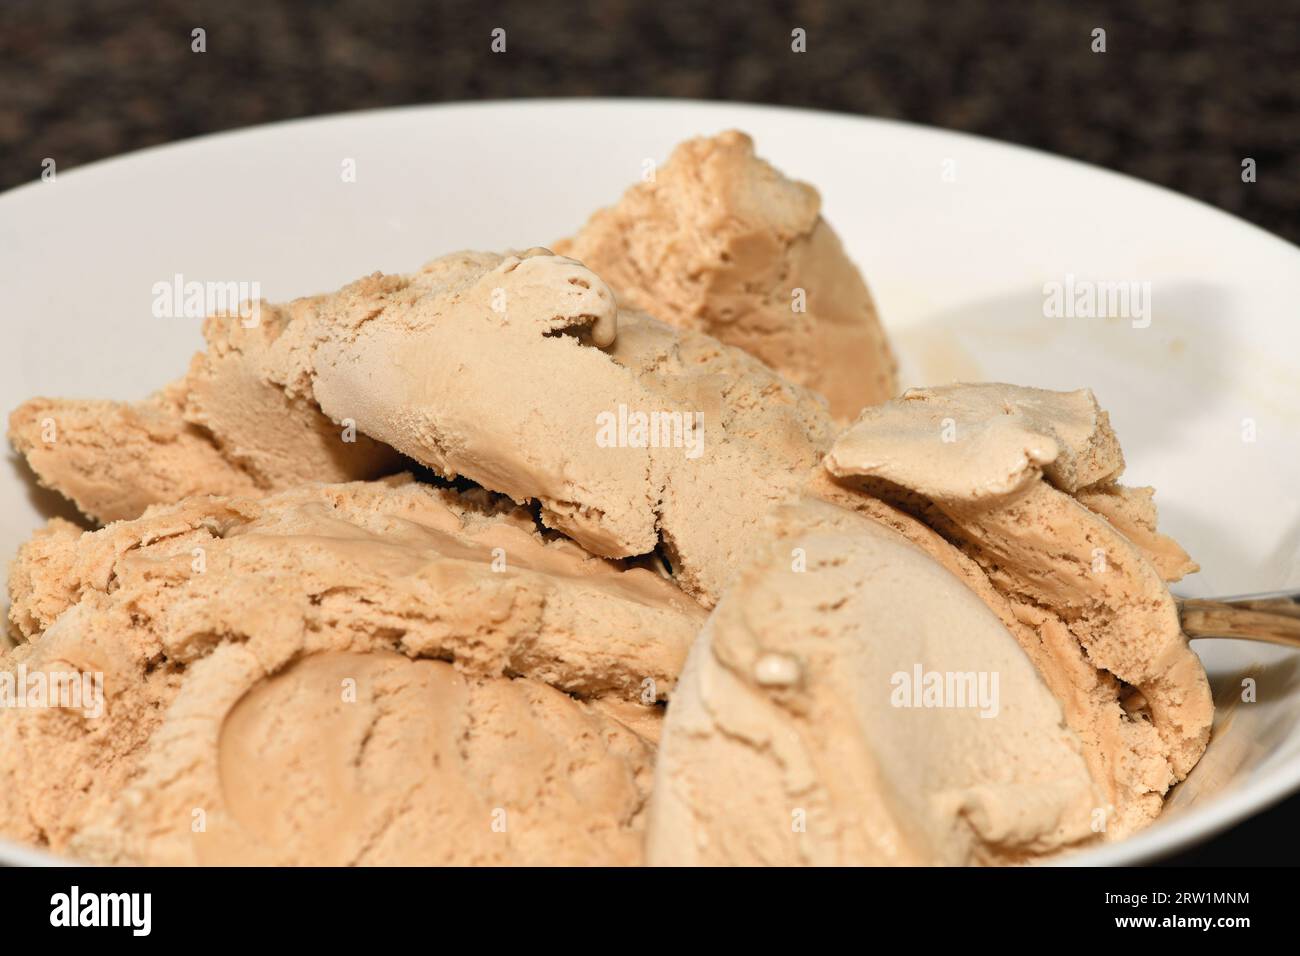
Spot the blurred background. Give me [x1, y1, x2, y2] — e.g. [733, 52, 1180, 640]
[2, 0, 1296, 241]
[2, 0, 1298, 865]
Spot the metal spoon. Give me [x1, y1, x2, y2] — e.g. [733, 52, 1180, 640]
[1179, 589, 1300, 650]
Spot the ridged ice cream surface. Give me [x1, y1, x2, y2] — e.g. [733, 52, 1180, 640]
[3, 133, 1210, 866]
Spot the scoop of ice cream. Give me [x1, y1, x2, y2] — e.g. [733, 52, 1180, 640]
[647, 499, 1102, 866]
[7, 474, 703, 699]
[1, 474, 687, 863]
[556, 130, 897, 419]
[77, 649, 656, 866]
[821, 383, 1211, 837]
[8, 300, 402, 525]
[10, 245, 834, 606]
[7, 387, 260, 525]
[182, 299, 404, 489]
[299, 252, 661, 559]
[278, 249, 835, 604]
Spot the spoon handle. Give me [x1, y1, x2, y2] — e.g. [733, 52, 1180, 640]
[1179, 590, 1300, 649]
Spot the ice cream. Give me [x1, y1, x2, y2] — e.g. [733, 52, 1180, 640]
[2, 132, 1212, 866]
[819, 384, 1212, 836]
[7, 388, 261, 526]
[292, 250, 839, 605]
[8, 300, 403, 525]
[82, 652, 658, 866]
[12, 249, 836, 606]
[646, 386, 1210, 862]
[556, 131, 897, 420]
[1, 475, 698, 863]
[647, 499, 1103, 865]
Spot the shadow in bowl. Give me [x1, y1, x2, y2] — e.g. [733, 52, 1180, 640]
[892, 279, 1240, 459]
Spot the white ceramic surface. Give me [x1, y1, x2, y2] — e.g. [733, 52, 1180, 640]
[2, 99, 1298, 866]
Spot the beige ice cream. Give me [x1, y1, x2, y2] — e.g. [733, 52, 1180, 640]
[1, 474, 698, 864]
[8, 300, 403, 525]
[292, 249, 838, 605]
[80, 249, 832, 606]
[647, 499, 1103, 866]
[820, 384, 1212, 837]
[556, 131, 897, 420]
[7, 386, 260, 526]
[2, 132, 1212, 866]
[86, 651, 658, 866]
[10, 249, 834, 607]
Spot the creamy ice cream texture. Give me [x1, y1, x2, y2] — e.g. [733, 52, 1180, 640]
[556, 130, 897, 421]
[2, 475, 695, 864]
[8, 300, 403, 524]
[820, 384, 1212, 836]
[295, 250, 836, 608]
[11, 249, 836, 607]
[2, 132, 1211, 866]
[648, 388, 1210, 864]
[647, 499, 1102, 865]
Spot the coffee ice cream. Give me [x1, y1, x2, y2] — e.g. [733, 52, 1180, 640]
[10, 249, 836, 607]
[557, 131, 897, 420]
[8, 300, 402, 524]
[2, 132, 1211, 866]
[647, 499, 1103, 865]
[820, 384, 1212, 836]
[283, 249, 840, 606]
[1, 475, 698, 863]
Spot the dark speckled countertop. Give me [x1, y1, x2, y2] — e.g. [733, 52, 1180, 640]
[1, 0, 1298, 866]
[3, 0, 1296, 242]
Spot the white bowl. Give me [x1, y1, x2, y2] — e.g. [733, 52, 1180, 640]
[3, 99, 1298, 866]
